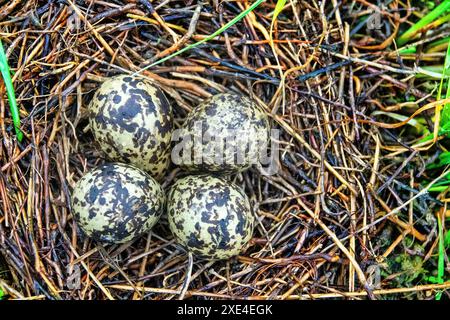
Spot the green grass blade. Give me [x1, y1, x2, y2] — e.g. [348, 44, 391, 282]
[269, 0, 286, 73]
[371, 110, 427, 133]
[397, 0, 450, 46]
[432, 12, 450, 28]
[445, 230, 450, 247]
[428, 185, 449, 193]
[438, 38, 450, 126]
[417, 65, 450, 79]
[270, 0, 287, 36]
[399, 46, 417, 55]
[0, 39, 23, 142]
[426, 37, 450, 53]
[426, 151, 450, 170]
[429, 37, 450, 48]
[133, 0, 265, 76]
[268, 0, 287, 107]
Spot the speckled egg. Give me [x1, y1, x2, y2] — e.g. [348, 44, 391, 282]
[71, 163, 165, 244]
[88, 75, 173, 180]
[176, 93, 270, 174]
[167, 175, 254, 260]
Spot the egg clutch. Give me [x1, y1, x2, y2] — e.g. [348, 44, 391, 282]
[72, 75, 270, 260]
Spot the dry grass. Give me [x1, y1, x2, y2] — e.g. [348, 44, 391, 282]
[0, 0, 449, 300]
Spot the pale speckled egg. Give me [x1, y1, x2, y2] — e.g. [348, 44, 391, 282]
[88, 75, 173, 180]
[71, 163, 165, 244]
[167, 175, 254, 260]
[176, 93, 270, 174]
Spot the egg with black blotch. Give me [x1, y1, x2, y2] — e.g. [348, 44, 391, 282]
[176, 93, 270, 174]
[88, 75, 173, 179]
[71, 163, 165, 244]
[167, 174, 254, 260]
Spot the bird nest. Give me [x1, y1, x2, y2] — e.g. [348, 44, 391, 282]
[0, 0, 448, 300]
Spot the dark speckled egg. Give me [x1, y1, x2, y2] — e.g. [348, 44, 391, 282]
[71, 163, 165, 244]
[167, 175, 254, 260]
[176, 93, 270, 174]
[88, 75, 173, 180]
